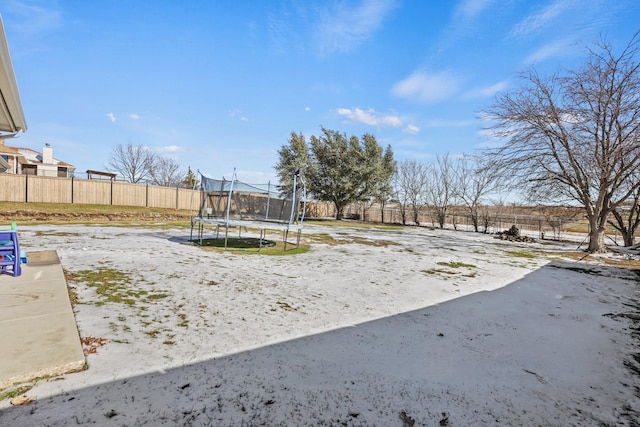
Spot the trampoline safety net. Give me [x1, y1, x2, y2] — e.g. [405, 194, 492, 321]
[191, 170, 306, 249]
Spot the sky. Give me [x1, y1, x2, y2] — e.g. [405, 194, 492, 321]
[1, 0, 639, 184]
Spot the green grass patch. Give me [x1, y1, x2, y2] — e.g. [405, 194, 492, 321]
[0, 384, 34, 401]
[505, 250, 538, 259]
[145, 330, 162, 338]
[67, 267, 135, 305]
[34, 231, 82, 237]
[423, 268, 455, 275]
[437, 261, 476, 269]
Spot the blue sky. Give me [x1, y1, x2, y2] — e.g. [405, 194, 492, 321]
[2, 0, 639, 183]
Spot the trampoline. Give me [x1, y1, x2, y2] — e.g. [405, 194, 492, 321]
[190, 170, 306, 249]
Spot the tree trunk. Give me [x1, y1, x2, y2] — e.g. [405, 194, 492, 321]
[609, 209, 638, 247]
[586, 219, 607, 253]
[471, 213, 479, 232]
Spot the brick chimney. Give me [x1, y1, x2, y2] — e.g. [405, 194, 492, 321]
[42, 143, 53, 164]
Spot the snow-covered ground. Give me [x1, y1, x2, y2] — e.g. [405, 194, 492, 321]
[1, 223, 638, 426]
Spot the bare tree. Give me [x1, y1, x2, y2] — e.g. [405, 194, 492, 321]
[393, 159, 428, 225]
[148, 154, 184, 187]
[107, 142, 153, 183]
[455, 154, 501, 232]
[484, 34, 640, 253]
[608, 186, 640, 246]
[425, 153, 457, 229]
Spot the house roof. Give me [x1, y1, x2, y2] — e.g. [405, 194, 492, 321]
[0, 16, 27, 134]
[0, 142, 75, 171]
[14, 146, 74, 169]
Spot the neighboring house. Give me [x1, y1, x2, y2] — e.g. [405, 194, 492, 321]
[0, 140, 75, 177]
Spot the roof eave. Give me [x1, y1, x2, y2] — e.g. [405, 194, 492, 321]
[0, 16, 27, 134]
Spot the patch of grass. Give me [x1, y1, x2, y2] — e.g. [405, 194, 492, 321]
[68, 267, 134, 305]
[146, 293, 169, 300]
[145, 330, 162, 338]
[34, 231, 82, 237]
[177, 313, 189, 328]
[423, 268, 456, 275]
[0, 384, 34, 401]
[437, 261, 476, 269]
[350, 236, 400, 247]
[505, 250, 538, 259]
[308, 233, 340, 245]
[276, 301, 298, 311]
[0, 202, 193, 225]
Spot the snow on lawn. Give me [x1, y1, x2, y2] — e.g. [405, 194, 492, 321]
[1, 223, 638, 426]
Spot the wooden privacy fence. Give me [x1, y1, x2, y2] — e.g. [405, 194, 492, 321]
[0, 174, 202, 211]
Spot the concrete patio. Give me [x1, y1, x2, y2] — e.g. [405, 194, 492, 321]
[0, 251, 85, 390]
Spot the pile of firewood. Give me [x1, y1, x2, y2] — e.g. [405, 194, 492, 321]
[495, 225, 536, 243]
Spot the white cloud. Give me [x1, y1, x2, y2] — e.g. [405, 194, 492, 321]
[7, 2, 62, 35]
[523, 38, 573, 65]
[337, 107, 402, 127]
[315, 0, 397, 56]
[391, 70, 461, 103]
[464, 80, 509, 99]
[229, 109, 248, 121]
[436, 0, 494, 51]
[454, 0, 494, 21]
[509, 0, 575, 38]
[130, 113, 140, 120]
[106, 112, 116, 123]
[157, 145, 184, 154]
[305, 106, 311, 111]
[403, 124, 420, 134]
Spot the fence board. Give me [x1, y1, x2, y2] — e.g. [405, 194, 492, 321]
[72, 179, 111, 205]
[112, 182, 147, 207]
[0, 174, 26, 202]
[177, 188, 202, 212]
[27, 176, 72, 203]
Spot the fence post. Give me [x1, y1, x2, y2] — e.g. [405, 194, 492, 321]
[146, 184, 149, 208]
[24, 173, 28, 203]
[71, 176, 74, 203]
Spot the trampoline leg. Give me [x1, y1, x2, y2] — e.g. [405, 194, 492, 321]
[259, 229, 266, 250]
